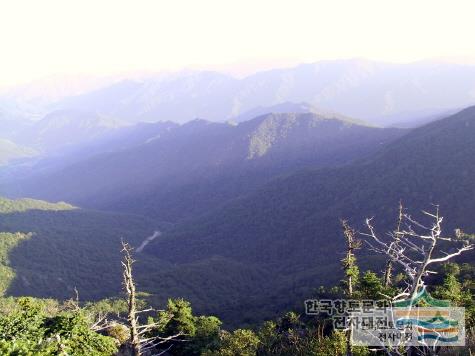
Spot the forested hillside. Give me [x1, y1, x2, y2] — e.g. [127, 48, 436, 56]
[142, 106, 475, 324]
[7, 113, 405, 222]
[0, 197, 74, 213]
[0, 197, 163, 301]
[2, 107, 475, 329]
[0, 210, 472, 355]
[2, 107, 475, 327]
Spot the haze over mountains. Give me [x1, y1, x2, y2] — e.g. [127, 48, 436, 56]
[1, 59, 475, 326]
[1, 59, 475, 127]
[6, 112, 405, 221]
[50, 60, 475, 124]
[1, 59, 475, 165]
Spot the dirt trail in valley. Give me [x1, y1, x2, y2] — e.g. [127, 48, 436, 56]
[136, 230, 161, 252]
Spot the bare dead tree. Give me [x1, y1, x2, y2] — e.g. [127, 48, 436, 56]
[341, 220, 362, 356]
[383, 201, 404, 287]
[341, 220, 362, 297]
[121, 241, 183, 356]
[361, 205, 474, 301]
[122, 241, 141, 355]
[359, 205, 474, 356]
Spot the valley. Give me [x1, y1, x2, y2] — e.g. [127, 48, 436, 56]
[1, 104, 475, 327]
[0, 57, 474, 354]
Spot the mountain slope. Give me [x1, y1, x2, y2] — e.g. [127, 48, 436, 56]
[0, 139, 37, 166]
[15, 109, 126, 153]
[0, 196, 160, 300]
[142, 106, 475, 323]
[0, 196, 269, 327]
[57, 72, 239, 124]
[232, 101, 361, 124]
[9, 113, 406, 222]
[0, 121, 179, 186]
[0, 196, 74, 213]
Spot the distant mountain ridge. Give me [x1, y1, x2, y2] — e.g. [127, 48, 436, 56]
[3, 59, 474, 130]
[2, 59, 474, 158]
[14, 109, 127, 153]
[47, 60, 475, 125]
[5, 112, 406, 221]
[232, 101, 364, 124]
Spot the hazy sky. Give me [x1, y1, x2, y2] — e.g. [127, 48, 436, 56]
[1, 0, 475, 86]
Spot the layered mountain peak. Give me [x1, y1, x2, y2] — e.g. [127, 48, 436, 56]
[243, 112, 379, 160]
[38, 109, 122, 130]
[246, 111, 358, 128]
[233, 101, 360, 124]
[14, 109, 127, 153]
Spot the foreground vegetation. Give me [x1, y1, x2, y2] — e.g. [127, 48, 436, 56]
[0, 205, 473, 355]
[0, 261, 472, 355]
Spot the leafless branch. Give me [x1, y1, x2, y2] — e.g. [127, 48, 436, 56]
[361, 204, 473, 298]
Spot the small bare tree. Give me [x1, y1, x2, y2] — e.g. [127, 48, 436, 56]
[382, 201, 404, 288]
[121, 241, 183, 356]
[341, 220, 362, 356]
[341, 220, 361, 298]
[362, 205, 474, 301]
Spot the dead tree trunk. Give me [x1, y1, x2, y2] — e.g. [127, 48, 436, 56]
[122, 241, 141, 356]
[341, 220, 361, 356]
[120, 241, 184, 356]
[383, 201, 404, 287]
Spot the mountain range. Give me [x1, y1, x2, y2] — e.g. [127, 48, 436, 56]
[2, 59, 475, 131]
[1, 61, 475, 327]
[51, 60, 475, 125]
[6, 112, 405, 221]
[2, 106, 475, 325]
[2, 59, 475, 168]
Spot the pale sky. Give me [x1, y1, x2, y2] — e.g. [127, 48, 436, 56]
[1, 0, 475, 87]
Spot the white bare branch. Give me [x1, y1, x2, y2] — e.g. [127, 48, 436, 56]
[361, 204, 474, 298]
[426, 245, 474, 264]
